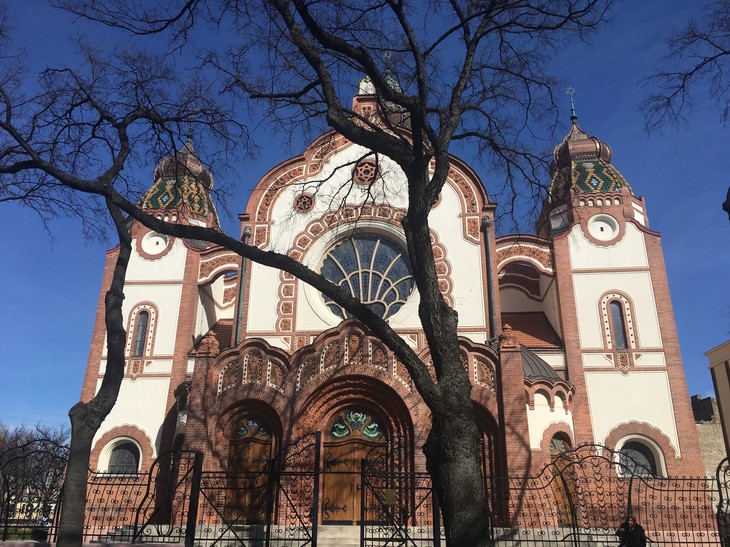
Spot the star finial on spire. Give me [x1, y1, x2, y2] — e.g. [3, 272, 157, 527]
[565, 86, 578, 123]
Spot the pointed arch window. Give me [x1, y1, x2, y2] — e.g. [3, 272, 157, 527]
[132, 311, 149, 357]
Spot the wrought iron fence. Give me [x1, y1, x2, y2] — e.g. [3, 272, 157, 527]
[3, 438, 728, 546]
[0, 439, 68, 542]
[361, 444, 724, 547]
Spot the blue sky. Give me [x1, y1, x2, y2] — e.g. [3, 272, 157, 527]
[0, 1, 728, 427]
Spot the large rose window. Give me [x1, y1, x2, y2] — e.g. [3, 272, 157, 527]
[320, 235, 414, 319]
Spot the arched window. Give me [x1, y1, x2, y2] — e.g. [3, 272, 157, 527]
[320, 235, 414, 320]
[618, 441, 659, 477]
[609, 300, 628, 350]
[132, 311, 149, 357]
[600, 293, 636, 352]
[108, 442, 140, 474]
[549, 433, 572, 457]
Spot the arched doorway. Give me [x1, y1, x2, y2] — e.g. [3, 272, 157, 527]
[321, 409, 386, 524]
[227, 416, 274, 523]
[550, 432, 575, 527]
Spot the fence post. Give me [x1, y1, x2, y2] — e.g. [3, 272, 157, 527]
[433, 486, 441, 547]
[184, 452, 204, 547]
[312, 432, 321, 547]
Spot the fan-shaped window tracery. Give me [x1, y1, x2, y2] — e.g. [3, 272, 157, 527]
[320, 235, 414, 319]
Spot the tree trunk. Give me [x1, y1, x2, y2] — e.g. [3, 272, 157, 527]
[56, 405, 102, 547]
[56, 200, 131, 547]
[425, 383, 493, 547]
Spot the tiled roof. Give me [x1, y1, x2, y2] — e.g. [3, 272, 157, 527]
[501, 312, 562, 349]
[521, 347, 560, 381]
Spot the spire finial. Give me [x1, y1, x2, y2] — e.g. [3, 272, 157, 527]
[186, 124, 194, 143]
[565, 86, 578, 123]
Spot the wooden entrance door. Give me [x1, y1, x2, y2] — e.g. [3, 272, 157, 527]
[227, 417, 272, 523]
[322, 410, 385, 524]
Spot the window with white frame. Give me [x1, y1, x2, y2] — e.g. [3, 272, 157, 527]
[107, 441, 141, 474]
[617, 439, 662, 477]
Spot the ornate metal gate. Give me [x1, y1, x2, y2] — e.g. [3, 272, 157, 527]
[361, 443, 722, 546]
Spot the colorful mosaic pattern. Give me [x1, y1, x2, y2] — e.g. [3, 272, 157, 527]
[140, 176, 218, 222]
[329, 410, 383, 439]
[550, 160, 630, 198]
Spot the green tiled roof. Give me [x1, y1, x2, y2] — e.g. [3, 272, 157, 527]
[140, 176, 219, 225]
[551, 160, 628, 199]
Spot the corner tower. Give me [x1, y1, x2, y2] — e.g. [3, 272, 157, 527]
[541, 114, 703, 476]
[80, 136, 231, 473]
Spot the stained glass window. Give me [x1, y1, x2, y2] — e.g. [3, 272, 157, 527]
[610, 300, 628, 349]
[234, 418, 271, 439]
[328, 410, 383, 439]
[320, 235, 414, 319]
[133, 311, 149, 357]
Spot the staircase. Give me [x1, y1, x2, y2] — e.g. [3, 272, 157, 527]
[316, 525, 360, 547]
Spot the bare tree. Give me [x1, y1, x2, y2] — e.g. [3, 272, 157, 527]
[1, 2, 613, 545]
[643, 0, 730, 219]
[0, 423, 69, 541]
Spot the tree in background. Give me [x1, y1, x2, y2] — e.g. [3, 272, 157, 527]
[1, 2, 613, 545]
[0, 423, 69, 541]
[643, 0, 730, 219]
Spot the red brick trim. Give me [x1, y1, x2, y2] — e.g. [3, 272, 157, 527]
[603, 421, 677, 475]
[90, 424, 156, 472]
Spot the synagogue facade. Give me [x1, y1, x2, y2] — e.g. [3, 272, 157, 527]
[79, 85, 704, 523]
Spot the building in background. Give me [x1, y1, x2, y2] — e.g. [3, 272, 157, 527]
[707, 340, 730, 463]
[79, 85, 704, 521]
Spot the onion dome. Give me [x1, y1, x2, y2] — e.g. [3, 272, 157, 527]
[548, 115, 631, 201]
[140, 132, 220, 228]
[521, 347, 562, 382]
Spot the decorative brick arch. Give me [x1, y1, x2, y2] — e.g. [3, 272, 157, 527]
[246, 125, 490, 249]
[211, 339, 293, 398]
[210, 400, 284, 473]
[495, 234, 554, 274]
[525, 380, 574, 412]
[292, 375, 415, 451]
[290, 321, 413, 403]
[603, 421, 677, 475]
[90, 424, 156, 472]
[199, 249, 241, 283]
[539, 423, 575, 455]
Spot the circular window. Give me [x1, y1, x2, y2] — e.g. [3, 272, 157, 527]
[141, 231, 170, 256]
[320, 235, 414, 319]
[587, 214, 619, 241]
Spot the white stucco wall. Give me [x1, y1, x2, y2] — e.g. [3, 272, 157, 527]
[126, 238, 187, 281]
[527, 392, 573, 449]
[572, 271, 662, 349]
[568, 223, 648, 270]
[246, 144, 487, 336]
[92, 376, 171, 457]
[585, 370, 679, 454]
